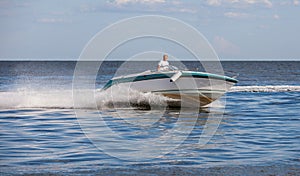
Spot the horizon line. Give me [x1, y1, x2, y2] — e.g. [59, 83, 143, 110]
[0, 58, 300, 61]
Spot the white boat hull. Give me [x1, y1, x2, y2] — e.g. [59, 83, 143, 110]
[118, 77, 233, 106]
[103, 70, 238, 107]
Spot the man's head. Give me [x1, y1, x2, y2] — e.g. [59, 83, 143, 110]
[163, 54, 168, 61]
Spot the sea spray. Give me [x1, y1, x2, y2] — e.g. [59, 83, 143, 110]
[0, 86, 172, 109]
[230, 85, 300, 92]
[1, 85, 300, 109]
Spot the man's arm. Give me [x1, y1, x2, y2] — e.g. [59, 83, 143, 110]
[157, 61, 162, 71]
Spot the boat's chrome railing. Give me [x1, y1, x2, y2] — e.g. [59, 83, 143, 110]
[167, 65, 179, 71]
[153, 65, 179, 72]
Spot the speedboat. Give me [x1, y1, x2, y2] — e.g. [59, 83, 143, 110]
[102, 66, 238, 107]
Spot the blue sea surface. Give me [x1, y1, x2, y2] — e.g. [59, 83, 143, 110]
[0, 61, 299, 175]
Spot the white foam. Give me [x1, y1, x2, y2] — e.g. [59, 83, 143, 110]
[0, 86, 172, 109]
[1, 85, 299, 109]
[0, 90, 74, 109]
[96, 86, 171, 109]
[229, 85, 300, 92]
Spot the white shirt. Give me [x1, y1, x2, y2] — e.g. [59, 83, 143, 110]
[158, 60, 169, 71]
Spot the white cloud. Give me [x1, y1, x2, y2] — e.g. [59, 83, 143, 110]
[247, 0, 272, 8]
[279, 0, 299, 6]
[113, 0, 165, 5]
[207, 0, 272, 8]
[213, 36, 240, 55]
[167, 7, 197, 14]
[171, 1, 181, 5]
[207, 0, 222, 6]
[224, 12, 250, 18]
[226, 0, 239, 3]
[80, 4, 96, 13]
[107, 0, 196, 14]
[37, 18, 70, 23]
[263, 0, 273, 7]
[0, 0, 30, 8]
[273, 14, 280, 20]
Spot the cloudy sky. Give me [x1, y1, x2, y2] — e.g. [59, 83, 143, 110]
[0, 0, 299, 60]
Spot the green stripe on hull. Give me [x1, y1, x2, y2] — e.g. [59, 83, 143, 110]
[151, 89, 225, 93]
[102, 71, 238, 90]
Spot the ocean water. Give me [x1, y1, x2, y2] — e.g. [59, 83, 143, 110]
[0, 61, 300, 175]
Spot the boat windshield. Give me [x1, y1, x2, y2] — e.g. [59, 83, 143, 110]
[153, 65, 179, 72]
[167, 65, 179, 71]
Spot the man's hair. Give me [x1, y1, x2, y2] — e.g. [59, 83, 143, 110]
[163, 54, 168, 59]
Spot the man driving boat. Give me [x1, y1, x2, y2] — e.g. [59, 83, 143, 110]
[157, 54, 169, 71]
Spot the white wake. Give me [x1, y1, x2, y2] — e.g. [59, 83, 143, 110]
[0, 85, 299, 109]
[230, 85, 300, 92]
[0, 87, 171, 109]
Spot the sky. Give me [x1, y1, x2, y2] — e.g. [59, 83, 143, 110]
[0, 0, 299, 61]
